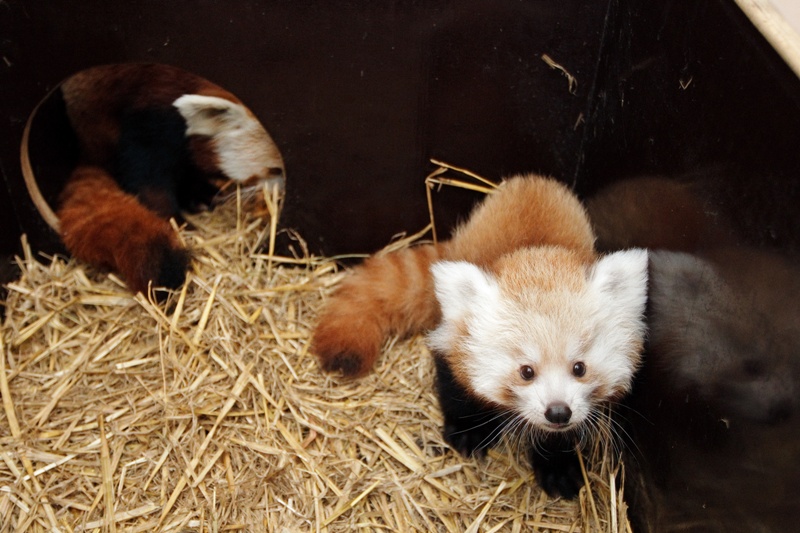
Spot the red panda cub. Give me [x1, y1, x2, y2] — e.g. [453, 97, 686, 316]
[312, 175, 648, 498]
[55, 63, 284, 297]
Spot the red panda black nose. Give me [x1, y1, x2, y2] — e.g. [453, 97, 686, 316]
[545, 402, 572, 424]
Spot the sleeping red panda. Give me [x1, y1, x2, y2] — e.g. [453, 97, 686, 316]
[585, 176, 734, 253]
[312, 175, 648, 498]
[53, 63, 284, 296]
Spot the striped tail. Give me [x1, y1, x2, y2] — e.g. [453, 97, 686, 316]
[57, 166, 190, 298]
[312, 244, 443, 377]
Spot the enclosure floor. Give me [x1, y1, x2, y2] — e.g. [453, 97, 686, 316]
[0, 197, 628, 532]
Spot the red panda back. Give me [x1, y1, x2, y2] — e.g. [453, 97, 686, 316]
[448, 176, 595, 267]
[312, 174, 597, 376]
[60, 63, 241, 167]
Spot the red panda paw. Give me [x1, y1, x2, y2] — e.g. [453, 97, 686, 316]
[311, 313, 384, 377]
[117, 234, 191, 300]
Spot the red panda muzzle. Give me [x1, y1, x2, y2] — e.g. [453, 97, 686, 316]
[544, 402, 572, 425]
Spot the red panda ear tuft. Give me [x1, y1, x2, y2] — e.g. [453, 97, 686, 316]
[590, 248, 648, 290]
[589, 248, 649, 322]
[172, 94, 249, 136]
[431, 261, 500, 322]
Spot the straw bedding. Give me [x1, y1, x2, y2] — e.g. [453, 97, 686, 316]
[0, 185, 631, 532]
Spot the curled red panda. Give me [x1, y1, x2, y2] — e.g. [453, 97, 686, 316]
[312, 175, 648, 498]
[49, 63, 284, 296]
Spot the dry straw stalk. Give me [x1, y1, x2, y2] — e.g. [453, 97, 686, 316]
[1, 171, 630, 532]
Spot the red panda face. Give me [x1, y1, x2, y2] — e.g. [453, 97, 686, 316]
[172, 94, 285, 189]
[428, 247, 648, 434]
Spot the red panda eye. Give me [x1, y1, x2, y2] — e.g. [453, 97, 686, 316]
[572, 362, 587, 377]
[519, 365, 535, 381]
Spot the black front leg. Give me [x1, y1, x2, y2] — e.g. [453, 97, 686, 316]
[529, 433, 584, 499]
[433, 353, 507, 458]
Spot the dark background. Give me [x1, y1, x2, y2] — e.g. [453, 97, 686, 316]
[1, 0, 609, 257]
[4, 1, 799, 257]
[2, 1, 800, 531]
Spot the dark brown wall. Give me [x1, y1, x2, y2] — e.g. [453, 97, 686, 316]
[582, 2, 800, 532]
[1, 0, 610, 258]
[580, 0, 800, 251]
[4, 0, 799, 254]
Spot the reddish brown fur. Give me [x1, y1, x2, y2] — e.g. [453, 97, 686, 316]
[447, 177, 595, 265]
[60, 63, 241, 168]
[312, 175, 597, 377]
[313, 245, 443, 376]
[57, 166, 188, 295]
[493, 247, 591, 295]
[188, 137, 223, 177]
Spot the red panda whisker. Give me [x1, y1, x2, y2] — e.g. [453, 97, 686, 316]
[606, 398, 650, 425]
[600, 408, 643, 462]
[523, 424, 553, 453]
[585, 416, 607, 450]
[504, 424, 524, 455]
[501, 415, 530, 453]
[585, 408, 627, 461]
[449, 409, 511, 433]
[480, 418, 518, 452]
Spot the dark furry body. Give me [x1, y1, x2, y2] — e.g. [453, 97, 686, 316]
[433, 353, 584, 499]
[55, 64, 238, 296]
[58, 105, 210, 296]
[115, 106, 220, 218]
[586, 176, 800, 531]
[621, 249, 800, 533]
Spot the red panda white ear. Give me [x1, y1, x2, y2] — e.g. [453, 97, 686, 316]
[431, 261, 500, 322]
[589, 248, 649, 316]
[172, 94, 249, 137]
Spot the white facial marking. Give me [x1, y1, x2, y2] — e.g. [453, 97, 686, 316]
[172, 94, 285, 183]
[429, 261, 509, 400]
[429, 249, 649, 432]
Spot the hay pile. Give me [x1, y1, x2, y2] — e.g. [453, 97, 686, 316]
[0, 188, 631, 532]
